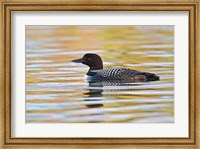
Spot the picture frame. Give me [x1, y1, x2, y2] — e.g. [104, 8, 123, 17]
[0, 0, 199, 148]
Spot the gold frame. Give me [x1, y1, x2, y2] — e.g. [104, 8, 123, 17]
[0, 0, 199, 148]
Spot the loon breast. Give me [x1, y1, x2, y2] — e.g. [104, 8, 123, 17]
[84, 75, 94, 81]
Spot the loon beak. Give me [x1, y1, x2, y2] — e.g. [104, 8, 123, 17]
[71, 57, 83, 63]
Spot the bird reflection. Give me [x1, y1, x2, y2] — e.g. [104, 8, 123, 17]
[83, 79, 137, 108]
[88, 79, 137, 86]
[82, 80, 146, 123]
[83, 81, 104, 108]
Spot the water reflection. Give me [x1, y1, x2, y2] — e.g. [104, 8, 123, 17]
[84, 79, 146, 108]
[84, 82, 104, 108]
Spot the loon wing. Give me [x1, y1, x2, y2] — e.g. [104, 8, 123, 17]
[95, 68, 159, 81]
[96, 68, 139, 80]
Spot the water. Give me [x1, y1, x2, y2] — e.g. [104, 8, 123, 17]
[26, 26, 174, 123]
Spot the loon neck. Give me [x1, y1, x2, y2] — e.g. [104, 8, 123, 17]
[86, 68, 102, 76]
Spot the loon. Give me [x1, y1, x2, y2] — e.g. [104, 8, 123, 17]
[72, 53, 159, 82]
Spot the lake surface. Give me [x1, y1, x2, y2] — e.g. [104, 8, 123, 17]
[26, 26, 174, 123]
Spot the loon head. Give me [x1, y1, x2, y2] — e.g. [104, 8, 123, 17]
[72, 53, 103, 70]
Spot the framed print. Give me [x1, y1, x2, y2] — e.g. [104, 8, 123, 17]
[0, 0, 200, 149]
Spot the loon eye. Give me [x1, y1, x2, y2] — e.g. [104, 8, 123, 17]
[88, 57, 92, 61]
